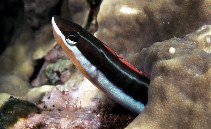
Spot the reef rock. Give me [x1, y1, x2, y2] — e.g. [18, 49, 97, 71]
[126, 25, 211, 129]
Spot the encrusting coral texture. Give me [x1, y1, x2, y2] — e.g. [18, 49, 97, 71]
[126, 25, 211, 129]
[96, 0, 210, 68]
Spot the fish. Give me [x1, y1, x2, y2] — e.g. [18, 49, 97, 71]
[51, 16, 150, 114]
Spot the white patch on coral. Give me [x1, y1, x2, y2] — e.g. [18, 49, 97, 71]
[70, 77, 101, 108]
[119, 5, 138, 15]
[169, 47, 176, 54]
[205, 35, 211, 44]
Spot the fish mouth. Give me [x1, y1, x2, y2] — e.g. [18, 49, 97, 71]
[51, 16, 83, 38]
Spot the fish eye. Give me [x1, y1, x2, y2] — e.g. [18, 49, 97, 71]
[65, 31, 79, 45]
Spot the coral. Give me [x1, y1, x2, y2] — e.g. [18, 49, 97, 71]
[0, 0, 106, 128]
[23, 0, 61, 29]
[0, 93, 11, 107]
[39, 74, 101, 111]
[45, 59, 73, 84]
[32, 24, 56, 60]
[31, 46, 67, 87]
[10, 75, 102, 129]
[96, 0, 210, 69]
[0, 75, 30, 97]
[11, 75, 135, 129]
[11, 109, 100, 129]
[1, 0, 210, 128]
[126, 25, 211, 129]
[96, 0, 151, 63]
[0, 97, 40, 128]
[24, 85, 54, 103]
[64, 0, 90, 25]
